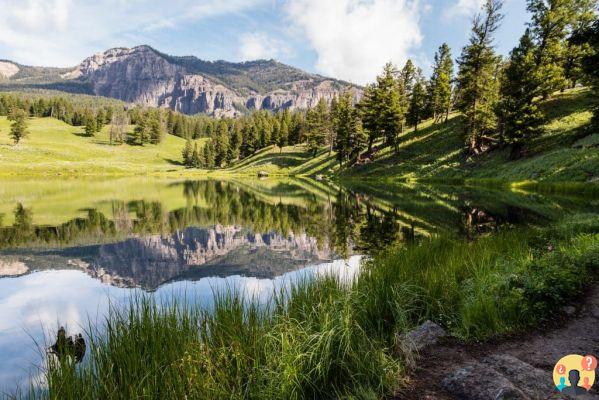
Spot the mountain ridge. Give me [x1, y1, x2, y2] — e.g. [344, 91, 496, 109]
[0, 45, 361, 117]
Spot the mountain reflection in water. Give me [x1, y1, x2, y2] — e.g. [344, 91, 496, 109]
[10, 225, 332, 290]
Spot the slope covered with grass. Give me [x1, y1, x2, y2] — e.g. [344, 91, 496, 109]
[345, 88, 598, 183]
[0, 117, 206, 176]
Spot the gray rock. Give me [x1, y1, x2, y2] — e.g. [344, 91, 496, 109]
[442, 361, 529, 400]
[403, 320, 447, 351]
[563, 305, 576, 316]
[482, 354, 551, 399]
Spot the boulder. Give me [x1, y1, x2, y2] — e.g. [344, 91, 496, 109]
[402, 320, 447, 352]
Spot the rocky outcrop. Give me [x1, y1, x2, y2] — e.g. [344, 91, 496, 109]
[60, 45, 361, 117]
[0, 61, 19, 79]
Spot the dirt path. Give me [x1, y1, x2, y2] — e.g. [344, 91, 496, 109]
[396, 285, 599, 399]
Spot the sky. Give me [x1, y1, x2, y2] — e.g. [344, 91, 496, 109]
[0, 0, 530, 85]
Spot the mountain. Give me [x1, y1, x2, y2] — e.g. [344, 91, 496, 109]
[0, 45, 361, 117]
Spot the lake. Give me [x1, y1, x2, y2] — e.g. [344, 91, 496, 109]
[0, 177, 596, 393]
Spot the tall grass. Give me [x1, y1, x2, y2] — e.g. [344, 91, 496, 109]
[33, 215, 599, 399]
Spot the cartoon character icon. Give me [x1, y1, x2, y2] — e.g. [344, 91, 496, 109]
[553, 354, 596, 396]
[557, 377, 567, 392]
[562, 370, 588, 396]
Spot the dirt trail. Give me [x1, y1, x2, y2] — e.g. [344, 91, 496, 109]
[397, 285, 599, 399]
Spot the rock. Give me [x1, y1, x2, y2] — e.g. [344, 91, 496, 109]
[482, 354, 551, 399]
[562, 305, 576, 316]
[442, 360, 528, 400]
[402, 320, 447, 351]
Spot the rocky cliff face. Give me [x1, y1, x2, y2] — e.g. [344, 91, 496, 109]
[60, 45, 361, 117]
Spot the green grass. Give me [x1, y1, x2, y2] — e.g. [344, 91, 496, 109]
[31, 214, 599, 399]
[341, 88, 599, 184]
[0, 117, 208, 176]
[225, 144, 339, 177]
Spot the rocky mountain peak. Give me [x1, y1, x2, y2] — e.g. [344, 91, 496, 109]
[1, 45, 362, 117]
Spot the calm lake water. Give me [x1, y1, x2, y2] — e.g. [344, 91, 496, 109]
[0, 177, 596, 392]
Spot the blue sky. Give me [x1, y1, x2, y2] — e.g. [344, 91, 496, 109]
[0, 0, 530, 84]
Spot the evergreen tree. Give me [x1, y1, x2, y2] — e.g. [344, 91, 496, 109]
[563, 0, 597, 89]
[214, 121, 230, 167]
[407, 69, 428, 132]
[527, 0, 578, 98]
[333, 92, 365, 166]
[360, 63, 405, 154]
[497, 29, 544, 155]
[278, 120, 289, 152]
[182, 138, 193, 166]
[576, 19, 599, 125]
[133, 116, 150, 145]
[230, 122, 243, 161]
[456, 0, 504, 154]
[305, 98, 331, 157]
[191, 143, 203, 168]
[84, 115, 97, 137]
[148, 114, 165, 144]
[8, 108, 29, 144]
[203, 140, 215, 169]
[429, 43, 454, 123]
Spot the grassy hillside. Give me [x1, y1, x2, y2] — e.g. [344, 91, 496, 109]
[225, 88, 597, 183]
[0, 117, 207, 176]
[344, 88, 598, 183]
[0, 88, 595, 182]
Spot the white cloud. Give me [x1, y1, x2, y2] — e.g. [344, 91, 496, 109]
[445, 0, 485, 19]
[237, 31, 291, 61]
[0, 0, 264, 67]
[284, 0, 423, 84]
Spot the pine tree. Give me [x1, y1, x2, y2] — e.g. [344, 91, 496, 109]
[84, 115, 97, 137]
[379, 63, 404, 153]
[333, 92, 365, 166]
[230, 122, 243, 161]
[214, 120, 230, 167]
[203, 140, 215, 169]
[563, 0, 597, 89]
[182, 138, 193, 166]
[148, 114, 165, 144]
[133, 116, 150, 145]
[575, 19, 599, 125]
[429, 43, 454, 123]
[407, 69, 428, 132]
[360, 63, 405, 154]
[497, 29, 544, 155]
[8, 108, 29, 144]
[456, 0, 504, 154]
[527, 0, 578, 98]
[305, 98, 331, 157]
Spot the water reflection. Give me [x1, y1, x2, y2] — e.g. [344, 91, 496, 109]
[0, 178, 596, 391]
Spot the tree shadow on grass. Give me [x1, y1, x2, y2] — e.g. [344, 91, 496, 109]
[164, 158, 184, 166]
